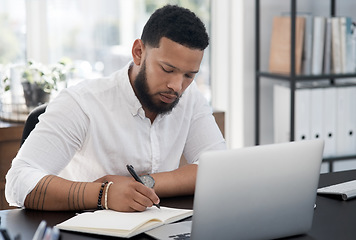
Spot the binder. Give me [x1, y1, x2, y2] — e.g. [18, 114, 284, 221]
[348, 86, 356, 154]
[269, 16, 305, 74]
[345, 17, 354, 73]
[311, 17, 326, 75]
[302, 14, 314, 75]
[274, 85, 291, 143]
[310, 88, 324, 141]
[295, 88, 311, 141]
[280, 12, 313, 75]
[339, 17, 353, 73]
[340, 17, 347, 73]
[331, 18, 342, 74]
[323, 18, 332, 74]
[322, 87, 337, 157]
[273, 85, 311, 142]
[336, 86, 356, 155]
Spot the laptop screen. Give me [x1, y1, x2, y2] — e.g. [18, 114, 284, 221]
[191, 139, 323, 240]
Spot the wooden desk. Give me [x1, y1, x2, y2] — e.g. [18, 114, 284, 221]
[212, 110, 225, 137]
[0, 120, 23, 210]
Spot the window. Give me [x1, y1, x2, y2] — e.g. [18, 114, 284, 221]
[1, 0, 211, 120]
[0, 0, 26, 65]
[0, 0, 26, 121]
[45, 0, 211, 99]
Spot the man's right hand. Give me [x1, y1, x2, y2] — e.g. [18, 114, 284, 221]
[94, 175, 160, 212]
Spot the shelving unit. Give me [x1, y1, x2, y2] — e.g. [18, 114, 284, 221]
[255, 0, 356, 172]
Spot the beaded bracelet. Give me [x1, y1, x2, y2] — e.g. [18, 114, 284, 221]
[104, 181, 114, 210]
[97, 181, 108, 210]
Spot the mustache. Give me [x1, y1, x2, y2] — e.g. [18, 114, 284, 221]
[158, 91, 179, 98]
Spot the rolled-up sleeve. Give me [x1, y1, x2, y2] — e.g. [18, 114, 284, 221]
[5, 90, 89, 207]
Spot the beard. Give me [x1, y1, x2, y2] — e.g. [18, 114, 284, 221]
[133, 61, 180, 115]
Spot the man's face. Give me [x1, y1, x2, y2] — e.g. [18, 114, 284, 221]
[134, 60, 179, 114]
[133, 37, 204, 115]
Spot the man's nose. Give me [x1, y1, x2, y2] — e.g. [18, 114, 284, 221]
[167, 74, 184, 93]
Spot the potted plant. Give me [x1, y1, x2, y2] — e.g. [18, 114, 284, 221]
[2, 59, 74, 108]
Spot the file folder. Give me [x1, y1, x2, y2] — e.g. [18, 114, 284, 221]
[322, 87, 337, 157]
[348, 86, 356, 154]
[336, 86, 356, 155]
[312, 17, 325, 75]
[273, 85, 311, 142]
[310, 88, 324, 141]
[274, 85, 290, 143]
[295, 88, 311, 141]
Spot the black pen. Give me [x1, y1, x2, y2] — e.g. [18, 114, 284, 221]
[126, 165, 160, 209]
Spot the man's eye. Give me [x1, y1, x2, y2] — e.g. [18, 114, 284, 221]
[185, 74, 194, 79]
[161, 67, 173, 73]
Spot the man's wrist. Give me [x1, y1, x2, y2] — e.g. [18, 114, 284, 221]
[140, 174, 155, 188]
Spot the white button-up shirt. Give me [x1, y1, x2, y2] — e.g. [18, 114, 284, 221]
[5, 62, 226, 207]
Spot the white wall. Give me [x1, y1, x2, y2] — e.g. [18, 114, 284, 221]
[211, 0, 256, 149]
[26, 0, 49, 64]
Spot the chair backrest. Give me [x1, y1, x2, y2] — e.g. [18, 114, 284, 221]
[21, 104, 47, 146]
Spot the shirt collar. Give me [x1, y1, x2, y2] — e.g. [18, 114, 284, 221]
[119, 62, 145, 119]
[119, 61, 175, 122]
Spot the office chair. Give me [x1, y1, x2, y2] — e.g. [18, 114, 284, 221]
[21, 104, 47, 146]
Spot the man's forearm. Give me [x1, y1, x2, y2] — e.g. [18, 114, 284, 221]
[152, 164, 198, 197]
[24, 175, 101, 211]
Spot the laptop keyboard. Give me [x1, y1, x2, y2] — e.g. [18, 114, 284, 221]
[169, 233, 191, 240]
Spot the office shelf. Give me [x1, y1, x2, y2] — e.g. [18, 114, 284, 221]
[255, 0, 356, 172]
[257, 71, 356, 81]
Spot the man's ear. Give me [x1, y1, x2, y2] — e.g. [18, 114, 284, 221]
[132, 39, 145, 66]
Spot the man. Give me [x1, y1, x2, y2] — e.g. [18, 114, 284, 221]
[5, 5, 226, 212]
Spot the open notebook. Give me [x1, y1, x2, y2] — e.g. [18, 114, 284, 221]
[56, 206, 192, 238]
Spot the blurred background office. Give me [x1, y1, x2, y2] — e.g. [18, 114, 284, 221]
[1, 0, 249, 150]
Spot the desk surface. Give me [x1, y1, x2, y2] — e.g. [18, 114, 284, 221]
[1, 170, 356, 240]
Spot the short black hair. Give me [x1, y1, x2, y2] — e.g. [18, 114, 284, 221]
[141, 5, 209, 50]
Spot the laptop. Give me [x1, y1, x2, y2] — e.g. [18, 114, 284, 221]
[146, 139, 324, 240]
